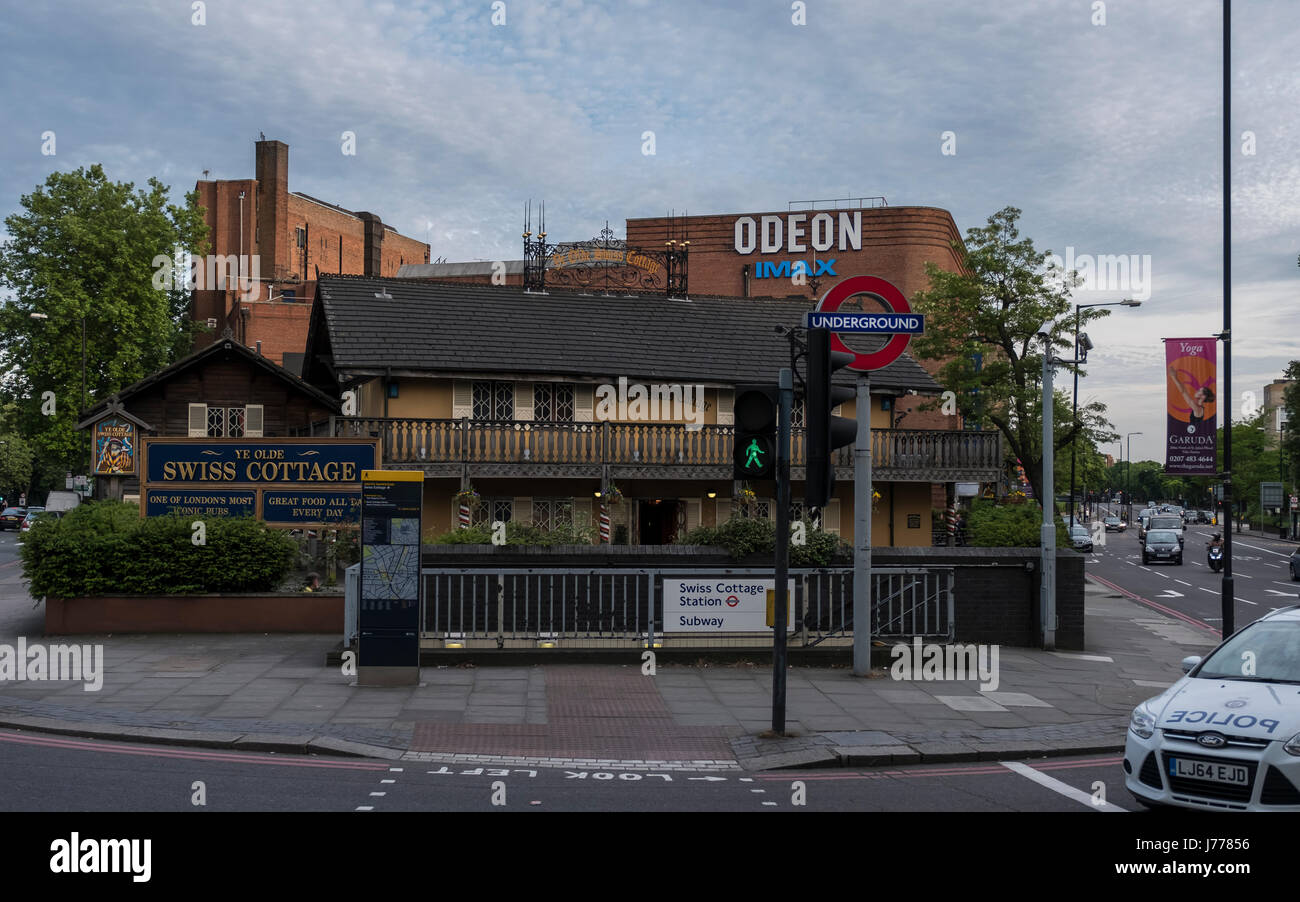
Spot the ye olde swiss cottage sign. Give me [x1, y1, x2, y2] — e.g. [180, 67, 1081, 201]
[140, 437, 379, 525]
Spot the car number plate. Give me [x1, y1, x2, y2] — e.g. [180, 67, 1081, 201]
[1168, 757, 1248, 786]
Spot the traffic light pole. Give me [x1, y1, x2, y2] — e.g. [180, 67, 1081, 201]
[853, 371, 872, 676]
[771, 367, 792, 735]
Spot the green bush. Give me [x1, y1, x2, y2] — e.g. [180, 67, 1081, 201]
[429, 520, 599, 546]
[677, 515, 850, 566]
[965, 499, 1069, 548]
[21, 501, 298, 597]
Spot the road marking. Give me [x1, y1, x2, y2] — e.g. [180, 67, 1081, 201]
[1264, 563, 1281, 569]
[1198, 587, 1218, 595]
[1152, 571, 1169, 579]
[1000, 761, 1127, 811]
[381, 778, 395, 784]
[1276, 581, 1300, 588]
[1049, 652, 1114, 663]
[1125, 560, 1137, 566]
[355, 806, 374, 811]
[761, 801, 778, 806]
[1265, 589, 1299, 597]
[1229, 539, 1291, 559]
[1175, 579, 1191, 586]
[369, 791, 386, 797]
[1239, 598, 1258, 606]
[1155, 590, 1183, 598]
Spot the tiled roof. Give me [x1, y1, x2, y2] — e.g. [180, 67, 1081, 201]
[310, 274, 941, 392]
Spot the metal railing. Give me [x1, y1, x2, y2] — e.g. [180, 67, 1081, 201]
[334, 417, 1001, 478]
[421, 566, 954, 649]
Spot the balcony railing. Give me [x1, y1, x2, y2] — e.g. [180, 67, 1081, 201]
[329, 417, 1003, 480]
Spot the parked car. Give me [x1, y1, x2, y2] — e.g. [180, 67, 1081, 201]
[1069, 524, 1094, 553]
[1143, 529, 1183, 565]
[1104, 516, 1125, 532]
[0, 507, 27, 530]
[20, 509, 60, 531]
[1125, 605, 1300, 811]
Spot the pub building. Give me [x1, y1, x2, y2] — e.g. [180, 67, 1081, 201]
[298, 269, 1004, 545]
[78, 329, 347, 513]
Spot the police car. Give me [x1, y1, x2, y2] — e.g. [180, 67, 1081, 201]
[1124, 605, 1300, 811]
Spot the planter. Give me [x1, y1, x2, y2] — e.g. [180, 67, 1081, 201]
[44, 592, 343, 635]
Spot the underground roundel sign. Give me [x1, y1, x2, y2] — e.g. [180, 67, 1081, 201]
[807, 275, 925, 371]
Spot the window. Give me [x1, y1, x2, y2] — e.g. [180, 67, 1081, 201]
[295, 227, 306, 248]
[532, 498, 574, 531]
[387, 381, 399, 399]
[468, 498, 514, 526]
[281, 288, 297, 303]
[206, 407, 246, 438]
[473, 381, 514, 421]
[791, 399, 805, 427]
[534, 383, 575, 422]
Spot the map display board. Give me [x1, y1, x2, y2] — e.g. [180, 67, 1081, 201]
[358, 470, 422, 676]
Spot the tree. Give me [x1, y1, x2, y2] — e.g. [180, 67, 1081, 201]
[911, 207, 1118, 513]
[1218, 410, 1281, 529]
[0, 165, 207, 490]
[1281, 361, 1300, 490]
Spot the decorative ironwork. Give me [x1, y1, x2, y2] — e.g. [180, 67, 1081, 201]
[521, 204, 689, 298]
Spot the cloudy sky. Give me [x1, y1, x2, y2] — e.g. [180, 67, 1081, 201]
[2, 0, 1296, 463]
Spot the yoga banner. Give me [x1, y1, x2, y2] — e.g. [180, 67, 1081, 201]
[1165, 337, 1218, 475]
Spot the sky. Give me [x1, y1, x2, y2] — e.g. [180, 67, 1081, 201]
[1, 0, 1296, 464]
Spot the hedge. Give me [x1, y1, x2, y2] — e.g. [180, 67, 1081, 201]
[21, 500, 298, 597]
[677, 515, 850, 566]
[965, 498, 1069, 548]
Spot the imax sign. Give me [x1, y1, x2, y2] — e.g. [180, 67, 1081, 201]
[734, 212, 862, 255]
[754, 259, 837, 279]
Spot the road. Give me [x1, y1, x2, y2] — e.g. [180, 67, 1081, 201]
[0, 727, 1131, 812]
[1078, 504, 1298, 635]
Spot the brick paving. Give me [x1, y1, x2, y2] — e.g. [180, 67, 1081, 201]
[412, 666, 736, 760]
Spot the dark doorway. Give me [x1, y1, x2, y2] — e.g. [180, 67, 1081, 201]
[637, 499, 680, 545]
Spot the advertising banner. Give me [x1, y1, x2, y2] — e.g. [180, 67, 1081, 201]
[1165, 338, 1218, 475]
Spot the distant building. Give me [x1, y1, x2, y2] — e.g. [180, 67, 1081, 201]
[192, 139, 429, 374]
[1263, 378, 1293, 446]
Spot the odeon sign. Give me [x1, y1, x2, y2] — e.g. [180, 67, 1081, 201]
[733, 211, 864, 255]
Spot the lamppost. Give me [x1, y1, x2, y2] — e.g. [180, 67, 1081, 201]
[1126, 431, 1143, 522]
[1069, 299, 1141, 528]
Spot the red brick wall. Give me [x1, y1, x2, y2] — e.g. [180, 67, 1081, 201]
[193, 140, 429, 363]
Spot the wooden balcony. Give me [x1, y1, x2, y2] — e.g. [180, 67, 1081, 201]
[328, 417, 1003, 483]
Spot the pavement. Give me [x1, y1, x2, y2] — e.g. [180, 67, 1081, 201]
[0, 578, 1222, 771]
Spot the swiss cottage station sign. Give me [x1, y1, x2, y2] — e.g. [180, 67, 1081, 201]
[140, 438, 380, 526]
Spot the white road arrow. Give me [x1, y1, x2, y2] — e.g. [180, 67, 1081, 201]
[1155, 590, 1184, 598]
[1265, 589, 1299, 597]
[687, 776, 728, 782]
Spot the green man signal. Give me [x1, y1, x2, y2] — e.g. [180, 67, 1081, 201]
[733, 385, 779, 481]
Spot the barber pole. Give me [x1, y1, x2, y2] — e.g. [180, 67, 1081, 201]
[458, 504, 471, 529]
[946, 504, 957, 537]
[599, 504, 611, 543]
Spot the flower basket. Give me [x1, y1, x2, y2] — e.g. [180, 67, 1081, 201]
[455, 488, 480, 506]
[604, 485, 624, 505]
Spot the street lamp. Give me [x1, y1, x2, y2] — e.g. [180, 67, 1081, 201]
[1126, 431, 1143, 520]
[1069, 299, 1141, 528]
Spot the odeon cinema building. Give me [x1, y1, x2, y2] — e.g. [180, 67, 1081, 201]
[298, 201, 1004, 545]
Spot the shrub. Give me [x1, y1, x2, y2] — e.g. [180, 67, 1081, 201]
[21, 501, 298, 597]
[966, 498, 1069, 548]
[677, 515, 849, 566]
[429, 520, 598, 546]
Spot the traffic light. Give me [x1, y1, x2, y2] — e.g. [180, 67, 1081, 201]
[733, 384, 779, 481]
[805, 327, 856, 508]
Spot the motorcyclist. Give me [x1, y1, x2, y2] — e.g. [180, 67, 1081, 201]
[1206, 532, 1224, 550]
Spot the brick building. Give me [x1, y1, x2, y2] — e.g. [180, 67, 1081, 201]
[192, 138, 429, 374]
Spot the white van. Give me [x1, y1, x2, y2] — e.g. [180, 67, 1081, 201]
[43, 491, 81, 513]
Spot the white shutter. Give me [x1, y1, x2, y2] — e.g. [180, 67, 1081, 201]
[824, 499, 842, 536]
[574, 385, 594, 422]
[188, 404, 207, 437]
[685, 498, 701, 532]
[716, 388, 734, 425]
[572, 497, 592, 529]
[715, 498, 731, 524]
[513, 497, 533, 526]
[452, 381, 472, 418]
[244, 404, 264, 437]
[515, 382, 535, 421]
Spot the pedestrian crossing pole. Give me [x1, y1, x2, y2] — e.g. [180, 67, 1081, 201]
[772, 367, 793, 735]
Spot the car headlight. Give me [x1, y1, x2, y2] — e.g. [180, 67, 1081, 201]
[1130, 702, 1156, 739]
[1285, 732, 1300, 757]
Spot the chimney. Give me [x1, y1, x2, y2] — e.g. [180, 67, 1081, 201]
[255, 139, 290, 283]
[256, 340, 263, 355]
[355, 211, 384, 277]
